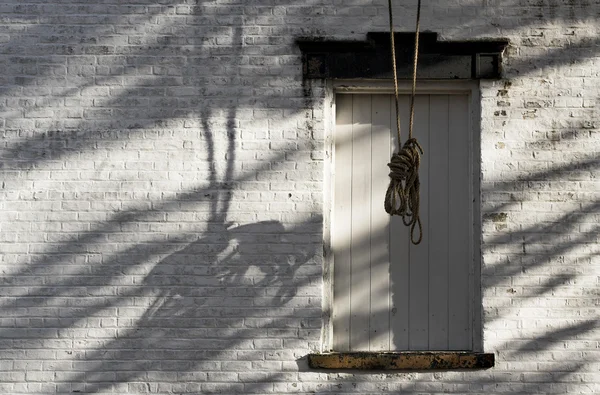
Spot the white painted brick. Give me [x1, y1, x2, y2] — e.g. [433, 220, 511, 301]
[0, 1, 598, 394]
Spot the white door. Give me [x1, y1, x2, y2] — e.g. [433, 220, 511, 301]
[332, 93, 473, 351]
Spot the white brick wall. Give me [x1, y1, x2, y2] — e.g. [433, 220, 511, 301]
[0, 0, 598, 393]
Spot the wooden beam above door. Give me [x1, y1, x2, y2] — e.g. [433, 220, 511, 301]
[297, 32, 509, 80]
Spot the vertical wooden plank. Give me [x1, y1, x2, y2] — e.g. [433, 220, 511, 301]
[389, 95, 410, 350]
[350, 94, 372, 351]
[448, 94, 472, 350]
[369, 94, 392, 351]
[428, 95, 450, 350]
[332, 94, 353, 351]
[408, 95, 430, 350]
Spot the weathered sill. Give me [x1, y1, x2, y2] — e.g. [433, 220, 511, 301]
[307, 352, 494, 370]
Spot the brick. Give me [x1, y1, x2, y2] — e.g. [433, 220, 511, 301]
[0, 1, 598, 394]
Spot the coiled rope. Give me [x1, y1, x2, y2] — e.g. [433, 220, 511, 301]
[384, 0, 424, 245]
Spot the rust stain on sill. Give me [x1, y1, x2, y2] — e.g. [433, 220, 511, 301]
[307, 351, 495, 370]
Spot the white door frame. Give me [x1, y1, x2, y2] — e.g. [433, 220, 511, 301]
[321, 79, 483, 352]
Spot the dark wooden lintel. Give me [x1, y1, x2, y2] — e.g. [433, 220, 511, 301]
[307, 351, 495, 370]
[297, 32, 509, 80]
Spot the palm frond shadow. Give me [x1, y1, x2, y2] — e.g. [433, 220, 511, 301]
[1, 0, 599, 393]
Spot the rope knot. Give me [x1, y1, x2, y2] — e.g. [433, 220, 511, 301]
[384, 138, 423, 245]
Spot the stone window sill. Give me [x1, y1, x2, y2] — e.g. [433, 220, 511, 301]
[307, 351, 494, 370]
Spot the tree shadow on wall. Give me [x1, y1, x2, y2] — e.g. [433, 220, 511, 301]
[0, 117, 323, 394]
[0, 89, 323, 393]
[65, 219, 319, 393]
[0, 1, 599, 394]
[0, 2, 329, 392]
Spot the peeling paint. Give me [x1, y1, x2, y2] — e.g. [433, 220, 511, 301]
[485, 212, 508, 223]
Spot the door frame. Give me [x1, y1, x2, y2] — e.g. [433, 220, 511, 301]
[321, 79, 484, 352]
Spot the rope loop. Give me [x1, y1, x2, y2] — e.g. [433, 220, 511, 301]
[385, 0, 424, 245]
[384, 138, 423, 245]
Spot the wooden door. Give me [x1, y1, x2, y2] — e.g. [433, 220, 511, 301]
[332, 93, 473, 351]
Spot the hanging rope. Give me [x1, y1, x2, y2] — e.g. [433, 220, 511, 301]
[384, 0, 424, 245]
